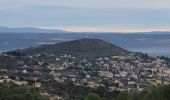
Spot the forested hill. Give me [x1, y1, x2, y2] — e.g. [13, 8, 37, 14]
[19, 38, 128, 58]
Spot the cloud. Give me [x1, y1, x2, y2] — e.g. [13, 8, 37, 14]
[1, 0, 170, 10]
[0, 0, 170, 32]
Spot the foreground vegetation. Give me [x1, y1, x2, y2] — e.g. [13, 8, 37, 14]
[0, 83, 48, 100]
[83, 85, 170, 100]
[1, 82, 170, 100]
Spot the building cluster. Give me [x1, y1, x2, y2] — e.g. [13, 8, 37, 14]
[1, 52, 170, 96]
[33, 53, 170, 92]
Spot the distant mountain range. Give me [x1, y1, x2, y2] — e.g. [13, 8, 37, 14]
[19, 38, 128, 58]
[0, 26, 66, 33]
[1, 26, 170, 34]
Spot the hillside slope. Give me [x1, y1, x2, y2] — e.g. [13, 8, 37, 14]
[19, 38, 128, 58]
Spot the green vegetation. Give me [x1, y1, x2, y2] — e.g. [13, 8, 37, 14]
[0, 83, 48, 100]
[83, 85, 170, 100]
[116, 85, 170, 100]
[84, 92, 101, 100]
[4, 50, 25, 56]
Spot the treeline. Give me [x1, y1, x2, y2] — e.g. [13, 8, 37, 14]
[83, 85, 170, 100]
[4, 50, 25, 56]
[1, 83, 170, 100]
[0, 83, 48, 100]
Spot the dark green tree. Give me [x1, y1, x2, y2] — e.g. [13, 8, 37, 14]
[84, 92, 101, 100]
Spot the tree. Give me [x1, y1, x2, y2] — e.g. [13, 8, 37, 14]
[116, 92, 128, 100]
[84, 92, 101, 100]
[0, 83, 48, 100]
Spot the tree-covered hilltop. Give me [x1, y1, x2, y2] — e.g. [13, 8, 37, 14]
[19, 38, 128, 58]
[0, 83, 48, 100]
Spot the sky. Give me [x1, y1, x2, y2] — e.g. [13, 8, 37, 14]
[0, 0, 170, 32]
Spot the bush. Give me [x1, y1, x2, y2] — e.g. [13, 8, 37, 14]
[84, 92, 101, 100]
[0, 83, 48, 100]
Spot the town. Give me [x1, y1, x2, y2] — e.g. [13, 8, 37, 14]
[1, 50, 170, 99]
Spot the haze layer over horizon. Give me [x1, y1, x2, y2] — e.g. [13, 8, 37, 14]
[0, 0, 170, 32]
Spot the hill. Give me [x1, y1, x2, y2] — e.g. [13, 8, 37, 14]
[0, 26, 65, 33]
[19, 38, 128, 58]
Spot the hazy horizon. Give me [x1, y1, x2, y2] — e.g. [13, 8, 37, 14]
[0, 0, 170, 32]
